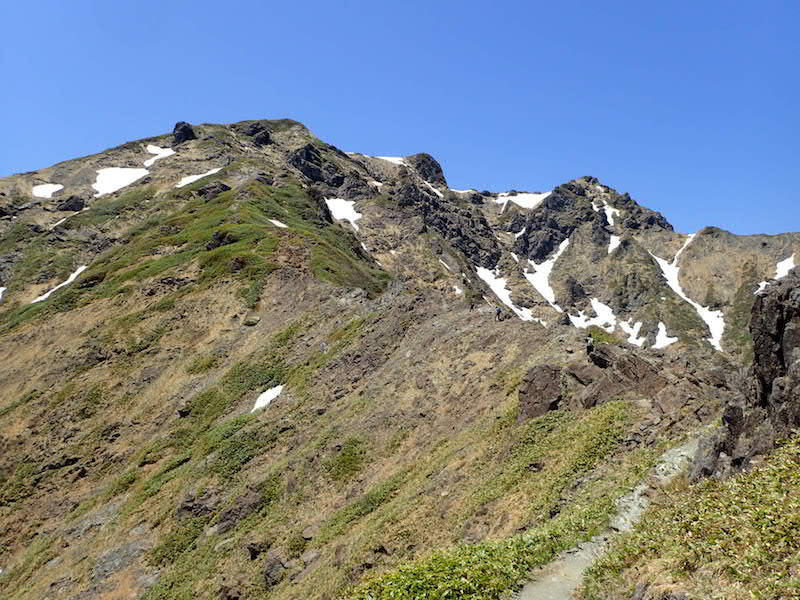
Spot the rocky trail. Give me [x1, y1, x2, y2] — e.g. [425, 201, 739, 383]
[513, 438, 699, 600]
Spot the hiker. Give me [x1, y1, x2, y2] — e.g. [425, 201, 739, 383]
[495, 306, 502, 321]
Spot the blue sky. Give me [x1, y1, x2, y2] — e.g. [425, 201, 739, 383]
[2, 1, 797, 234]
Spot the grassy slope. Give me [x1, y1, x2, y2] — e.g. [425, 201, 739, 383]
[580, 433, 800, 600]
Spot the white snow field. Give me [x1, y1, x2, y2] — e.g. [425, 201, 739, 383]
[32, 183, 63, 198]
[494, 191, 551, 211]
[650, 234, 725, 351]
[608, 235, 621, 254]
[619, 319, 647, 347]
[268, 219, 288, 228]
[754, 253, 796, 294]
[652, 322, 679, 349]
[324, 198, 362, 231]
[175, 167, 222, 188]
[93, 167, 149, 197]
[251, 385, 284, 412]
[475, 266, 542, 324]
[523, 239, 569, 312]
[603, 203, 620, 226]
[31, 265, 88, 303]
[375, 156, 406, 166]
[569, 298, 618, 333]
[143, 144, 175, 167]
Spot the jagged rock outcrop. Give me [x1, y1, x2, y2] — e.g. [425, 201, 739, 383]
[173, 121, 197, 144]
[693, 270, 800, 477]
[395, 179, 501, 267]
[404, 153, 447, 186]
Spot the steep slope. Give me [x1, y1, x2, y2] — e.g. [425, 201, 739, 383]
[0, 119, 796, 600]
[580, 271, 800, 599]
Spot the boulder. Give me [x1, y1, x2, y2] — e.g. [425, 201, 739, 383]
[217, 490, 264, 534]
[518, 365, 563, 420]
[173, 121, 197, 144]
[56, 195, 85, 212]
[263, 555, 286, 589]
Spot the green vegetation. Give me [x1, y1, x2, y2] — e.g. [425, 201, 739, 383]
[581, 433, 800, 600]
[319, 473, 406, 543]
[148, 515, 212, 567]
[186, 353, 222, 374]
[347, 402, 650, 600]
[587, 325, 618, 345]
[324, 437, 369, 481]
[0, 174, 388, 334]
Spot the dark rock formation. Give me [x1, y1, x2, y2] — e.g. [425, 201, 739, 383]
[288, 144, 344, 187]
[693, 271, 800, 477]
[173, 121, 197, 144]
[56, 195, 85, 212]
[237, 122, 272, 146]
[206, 230, 237, 251]
[518, 365, 563, 419]
[395, 179, 501, 267]
[405, 153, 447, 186]
[263, 555, 286, 589]
[217, 490, 264, 534]
[176, 490, 219, 520]
[196, 181, 231, 199]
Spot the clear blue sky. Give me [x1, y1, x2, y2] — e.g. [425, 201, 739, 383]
[2, 1, 797, 234]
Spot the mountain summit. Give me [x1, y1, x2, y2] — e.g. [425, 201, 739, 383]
[0, 119, 798, 600]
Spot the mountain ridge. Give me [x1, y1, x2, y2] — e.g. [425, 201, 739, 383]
[0, 118, 798, 600]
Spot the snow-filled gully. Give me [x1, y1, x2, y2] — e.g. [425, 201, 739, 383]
[649, 234, 725, 351]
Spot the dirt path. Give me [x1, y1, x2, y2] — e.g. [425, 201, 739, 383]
[513, 437, 699, 600]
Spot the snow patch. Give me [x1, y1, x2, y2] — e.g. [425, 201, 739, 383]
[775, 253, 796, 279]
[32, 183, 63, 198]
[514, 227, 527, 239]
[510, 252, 519, 263]
[493, 191, 551, 211]
[143, 144, 175, 167]
[375, 156, 406, 166]
[652, 322, 678, 349]
[619, 320, 646, 347]
[325, 198, 362, 231]
[269, 219, 288, 228]
[569, 298, 617, 333]
[603, 203, 620, 226]
[423, 181, 444, 198]
[438, 258, 452, 271]
[453, 285, 463, 295]
[251, 385, 284, 412]
[31, 265, 88, 303]
[608, 235, 621, 254]
[0, 287, 6, 302]
[650, 235, 724, 351]
[523, 239, 569, 312]
[450, 188, 474, 194]
[93, 167, 149, 197]
[755, 253, 796, 294]
[368, 180, 384, 188]
[175, 167, 222, 188]
[475, 265, 542, 324]
[52, 217, 67, 228]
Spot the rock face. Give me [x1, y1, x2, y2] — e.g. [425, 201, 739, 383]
[404, 153, 447, 186]
[173, 121, 197, 144]
[693, 271, 800, 477]
[395, 179, 502, 267]
[518, 364, 563, 419]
